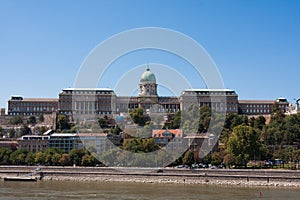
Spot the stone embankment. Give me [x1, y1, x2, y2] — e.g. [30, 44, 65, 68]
[1, 166, 300, 187]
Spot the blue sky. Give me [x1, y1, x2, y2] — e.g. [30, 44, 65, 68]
[0, 0, 300, 109]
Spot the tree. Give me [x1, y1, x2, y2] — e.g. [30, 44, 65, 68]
[168, 111, 181, 129]
[0, 148, 12, 165]
[271, 107, 285, 124]
[29, 116, 36, 125]
[33, 126, 49, 135]
[110, 125, 122, 135]
[198, 106, 211, 133]
[35, 151, 45, 164]
[182, 150, 195, 166]
[70, 124, 77, 133]
[248, 117, 255, 127]
[98, 117, 107, 129]
[69, 149, 87, 165]
[9, 116, 23, 125]
[211, 151, 225, 166]
[44, 148, 62, 165]
[20, 124, 32, 136]
[10, 148, 29, 165]
[224, 113, 247, 131]
[123, 138, 159, 153]
[223, 153, 235, 168]
[59, 153, 71, 166]
[39, 115, 45, 122]
[57, 114, 70, 130]
[51, 153, 62, 165]
[0, 126, 4, 138]
[9, 128, 15, 138]
[227, 125, 262, 167]
[130, 108, 149, 126]
[282, 115, 300, 145]
[25, 151, 35, 165]
[254, 116, 266, 130]
[81, 154, 97, 166]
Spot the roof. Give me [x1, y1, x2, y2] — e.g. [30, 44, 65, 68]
[20, 135, 50, 139]
[43, 129, 54, 135]
[238, 100, 275, 104]
[10, 98, 58, 102]
[184, 134, 211, 139]
[0, 140, 18, 144]
[62, 88, 113, 91]
[77, 133, 107, 137]
[50, 133, 77, 137]
[140, 68, 156, 83]
[152, 129, 183, 138]
[183, 89, 235, 92]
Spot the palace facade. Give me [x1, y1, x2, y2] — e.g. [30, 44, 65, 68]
[7, 67, 289, 117]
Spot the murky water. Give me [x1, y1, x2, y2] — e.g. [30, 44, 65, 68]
[1, 180, 300, 200]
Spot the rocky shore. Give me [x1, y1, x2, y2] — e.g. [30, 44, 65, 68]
[42, 174, 300, 187]
[1, 166, 300, 187]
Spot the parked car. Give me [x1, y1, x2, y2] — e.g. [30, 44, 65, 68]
[156, 168, 163, 173]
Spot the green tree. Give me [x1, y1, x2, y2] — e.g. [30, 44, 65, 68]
[98, 117, 107, 129]
[211, 151, 225, 166]
[10, 148, 29, 165]
[0, 148, 12, 165]
[0, 126, 4, 138]
[248, 117, 255, 127]
[20, 124, 32, 136]
[51, 153, 62, 165]
[271, 106, 285, 124]
[123, 138, 159, 153]
[44, 148, 62, 165]
[110, 125, 122, 135]
[282, 115, 300, 145]
[70, 124, 77, 133]
[168, 111, 181, 129]
[35, 151, 45, 164]
[39, 115, 45, 122]
[198, 106, 211, 133]
[182, 150, 195, 166]
[69, 149, 87, 166]
[33, 126, 49, 135]
[25, 151, 35, 165]
[130, 108, 149, 126]
[81, 154, 97, 166]
[8, 128, 15, 138]
[254, 116, 266, 130]
[29, 116, 36, 125]
[57, 114, 70, 130]
[227, 125, 262, 167]
[9, 116, 23, 125]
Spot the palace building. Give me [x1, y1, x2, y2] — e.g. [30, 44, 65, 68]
[58, 88, 117, 116]
[238, 98, 289, 115]
[7, 67, 289, 118]
[117, 66, 181, 114]
[8, 96, 58, 116]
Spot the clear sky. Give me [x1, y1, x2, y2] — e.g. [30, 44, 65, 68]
[0, 0, 300, 110]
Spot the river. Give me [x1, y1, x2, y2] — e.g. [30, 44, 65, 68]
[1, 180, 300, 200]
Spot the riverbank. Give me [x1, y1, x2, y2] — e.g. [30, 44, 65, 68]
[1, 166, 300, 187]
[42, 174, 300, 187]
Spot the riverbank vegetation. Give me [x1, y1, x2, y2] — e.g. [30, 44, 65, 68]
[1, 104, 300, 168]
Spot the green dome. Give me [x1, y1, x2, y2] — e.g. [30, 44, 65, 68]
[140, 67, 156, 83]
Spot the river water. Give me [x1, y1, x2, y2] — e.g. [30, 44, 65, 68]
[1, 181, 300, 200]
